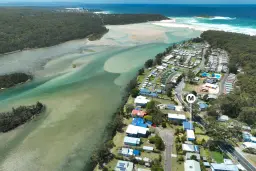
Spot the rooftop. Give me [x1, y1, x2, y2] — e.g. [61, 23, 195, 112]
[183, 121, 194, 130]
[168, 113, 186, 120]
[115, 160, 134, 171]
[184, 160, 201, 171]
[126, 125, 149, 135]
[211, 163, 239, 171]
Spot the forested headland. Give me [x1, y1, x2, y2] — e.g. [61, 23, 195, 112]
[0, 102, 45, 132]
[201, 30, 256, 126]
[0, 73, 32, 89]
[0, 8, 168, 54]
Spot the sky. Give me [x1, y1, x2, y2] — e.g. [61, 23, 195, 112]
[1, 0, 256, 4]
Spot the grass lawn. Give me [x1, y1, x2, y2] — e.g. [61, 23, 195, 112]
[211, 151, 224, 163]
[171, 157, 184, 171]
[111, 118, 132, 155]
[200, 148, 210, 158]
[104, 158, 118, 171]
[140, 151, 160, 161]
[184, 83, 196, 92]
[196, 135, 210, 142]
[127, 96, 134, 105]
[195, 126, 205, 135]
[137, 75, 145, 83]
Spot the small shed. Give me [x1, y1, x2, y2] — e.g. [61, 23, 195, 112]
[143, 146, 154, 152]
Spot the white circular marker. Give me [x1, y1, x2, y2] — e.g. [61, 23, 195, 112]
[186, 94, 197, 104]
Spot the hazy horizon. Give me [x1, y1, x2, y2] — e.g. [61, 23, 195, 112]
[0, 0, 256, 5]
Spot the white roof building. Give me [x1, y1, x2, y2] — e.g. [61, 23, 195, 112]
[134, 96, 150, 106]
[186, 130, 195, 141]
[211, 163, 239, 171]
[184, 160, 201, 171]
[143, 146, 154, 151]
[218, 115, 229, 122]
[156, 66, 165, 70]
[121, 148, 133, 156]
[126, 125, 149, 135]
[124, 136, 140, 145]
[242, 142, 256, 149]
[182, 144, 199, 152]
[168, 113, 186, 120]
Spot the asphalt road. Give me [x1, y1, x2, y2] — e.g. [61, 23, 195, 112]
[219, 143, 256, 171]
[157, 128, 174, 171]
[219, 72, 229, 95]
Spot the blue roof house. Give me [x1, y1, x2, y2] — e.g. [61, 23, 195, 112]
[183, 121, 194, 130]
[132, 118, 148, 128]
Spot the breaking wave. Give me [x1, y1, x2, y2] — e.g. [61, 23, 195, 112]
[153, 17, 256, 36]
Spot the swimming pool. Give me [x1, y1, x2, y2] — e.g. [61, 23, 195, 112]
[214, 73, 222, 80]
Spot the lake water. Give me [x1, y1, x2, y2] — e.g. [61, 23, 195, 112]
[0, 23, 200, 171]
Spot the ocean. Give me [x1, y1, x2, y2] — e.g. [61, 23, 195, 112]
[81, 4, 256, 35]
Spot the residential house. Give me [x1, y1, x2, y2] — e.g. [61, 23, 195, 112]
[124, 136, 140, 146]
[131, 109, 147, 117]
[134, 96, 150, 107]
[126, 125, 149, 138]
[182, 144, 200, 153]
[187, 130, 196, 141]
[183, 121, 194, 130]
[115, 160, 134, 171]
[168, 113, 187, 124]
[211, 163, 239, 171]
[131, 118, 148, 128]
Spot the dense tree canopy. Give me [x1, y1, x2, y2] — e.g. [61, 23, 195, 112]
[0, 8, 168, 54]
[0, 102, 44, 132]
[0, 73, 32, 88]
[201, 31, 256, 125]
